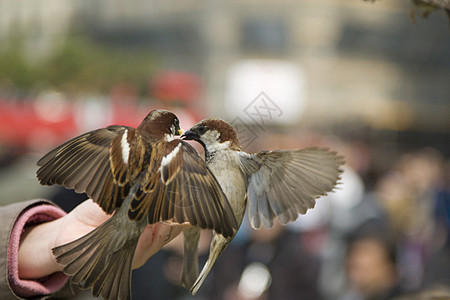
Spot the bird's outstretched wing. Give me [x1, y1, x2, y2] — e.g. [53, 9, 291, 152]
[37, 125, 133, 214]
[129, 140, 238, 237]
[241, 148, 344, 229]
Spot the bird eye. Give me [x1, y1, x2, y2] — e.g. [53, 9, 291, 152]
[170, 118, 181, 135]
[197, 126, 207, 134]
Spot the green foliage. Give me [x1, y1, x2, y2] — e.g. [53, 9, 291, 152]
[0, 35, 158, 95]
[0, 39, 37, 90]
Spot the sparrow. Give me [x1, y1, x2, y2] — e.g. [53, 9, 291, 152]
[36, 110, 238, 300]
[181, 118, 344, 294]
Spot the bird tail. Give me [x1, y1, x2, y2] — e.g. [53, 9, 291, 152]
[52, 215, 142, 300]
[190, 234, 230, 295]
[181, 227, 201, 289]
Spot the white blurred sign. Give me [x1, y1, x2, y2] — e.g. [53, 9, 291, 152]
[225, 59, 307, 126]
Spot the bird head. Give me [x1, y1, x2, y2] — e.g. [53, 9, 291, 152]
[138, 109, 183, 140]
[182, 118, 241, 151]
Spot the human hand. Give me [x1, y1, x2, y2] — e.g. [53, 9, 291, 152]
[18, 199, 185, 279]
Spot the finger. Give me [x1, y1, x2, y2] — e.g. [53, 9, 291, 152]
[132, 223, 185, 269]
[71, 199, 111, 227]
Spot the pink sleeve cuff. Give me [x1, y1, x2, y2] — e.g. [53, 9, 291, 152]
[8, 204, 69, 298]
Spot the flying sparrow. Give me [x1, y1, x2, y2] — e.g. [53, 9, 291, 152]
[36, 110, 238, 300]
[181, 118, 344, 294]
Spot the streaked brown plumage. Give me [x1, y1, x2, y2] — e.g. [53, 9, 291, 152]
[36, 110, 238, 300]
[181, 118, 344, 294]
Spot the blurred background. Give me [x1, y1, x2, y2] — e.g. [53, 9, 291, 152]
[1, 0, 450, 299]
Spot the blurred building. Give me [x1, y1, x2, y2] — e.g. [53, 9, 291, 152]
[77, 0, 450, 133]
[1, 0, 449, 149]
[0, 0, 75, 60]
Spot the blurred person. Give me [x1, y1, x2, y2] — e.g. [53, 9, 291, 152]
[423, 158, 450, 289]
[0, 198, 181, 300]
[384, 148, 444, 239]
[338, 222, 402, 300]
[318, 164, 388, 300]
[201, 219, 321, 300]
[374, 172, 414, 239]
[375, 148, 447, 291]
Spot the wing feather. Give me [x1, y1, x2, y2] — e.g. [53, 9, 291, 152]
[70, 151, 106, 191]
[87, 154, 116, 204]
[36, 126, 133, 213]
[244, 148, 344, 229]
[247, 186, 261, 229]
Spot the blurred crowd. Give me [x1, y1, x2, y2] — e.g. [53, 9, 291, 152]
[1, 1, 449, 299]
[168, 132, 450, 300]
[1, 96, 449, 300]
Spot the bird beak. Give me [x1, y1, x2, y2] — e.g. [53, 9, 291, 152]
[181, 129, 199, 141]
[177, 128, 184, 136]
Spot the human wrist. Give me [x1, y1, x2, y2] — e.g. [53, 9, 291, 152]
[18, 219, 63, 279]
[8, 203, 68, 298]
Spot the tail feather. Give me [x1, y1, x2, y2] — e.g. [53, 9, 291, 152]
[52, 215, 144, 300]
[54, 227, 107, 267]
[191, 234, 231, 295]
[72, 246, 106, 286]
[181, 227, 201, 289]
[93, 246, 134, 300]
